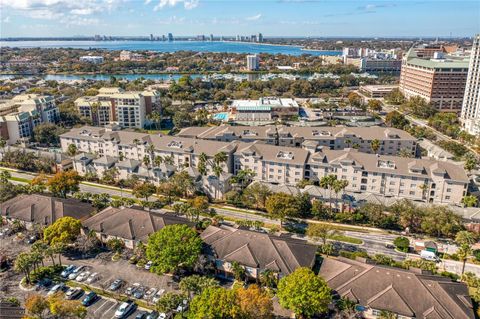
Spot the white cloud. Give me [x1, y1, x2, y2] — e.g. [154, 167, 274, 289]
[246, 13, 262, 21]
[0, 0, 123, 21]
[152, 0, 199, 11]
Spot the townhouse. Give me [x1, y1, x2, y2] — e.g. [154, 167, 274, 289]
[320, 257, 474, 319]
[178, 125, 417, 156]
[201, 224, 317, 280]
[60, 126, 468, 205]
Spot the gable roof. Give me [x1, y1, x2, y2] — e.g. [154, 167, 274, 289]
[82, 207, 193, 242]
[319, 257, 474, 319]
[1, 194, 95, 226]
[201, 225, 317, 275]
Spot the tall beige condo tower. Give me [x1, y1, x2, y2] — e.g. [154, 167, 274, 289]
[461, 34, 480, 134]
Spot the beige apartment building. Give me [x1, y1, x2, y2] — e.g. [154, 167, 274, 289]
[61, 126, 467, 205]
[400, 48, 469, 113]
[75, 87, 160, 128]
[178, 125, 417, 156]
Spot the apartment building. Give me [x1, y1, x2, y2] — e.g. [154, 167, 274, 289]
[75, 87, 160, 128]
[60, 126, 236, 176]
[461, 34, 480, 135]
[178, 125, 417, 156]
[0, 94, 59, 144]
[233, 141, 467, 205]
[400, 47, 470, 112]
[231, 97, 299, 121]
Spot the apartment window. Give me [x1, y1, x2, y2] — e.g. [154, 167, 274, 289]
[446, 188, 451, 192]
[409, 191, 415, 195]
[342, 168, 347, 172]
[446, 196, 451, 200]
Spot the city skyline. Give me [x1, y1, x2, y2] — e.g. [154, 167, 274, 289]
[0, 0, 479, 38]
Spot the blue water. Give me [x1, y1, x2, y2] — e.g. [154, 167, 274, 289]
[0, 40, 341, 56]
[213, 113, 229, 121]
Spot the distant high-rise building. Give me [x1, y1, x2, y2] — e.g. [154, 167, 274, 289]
[162, 35, 166, 41]
[150, 34, 154, 41]
[251, 35, 257, 42]
[210, 34, 214, 41]
[399, 46, 469, 113]
[461, 34, 480, 134]
[246, 55, 259, 71]
[168, 33, 173, 41]
[258, 33, 263, 43]
[94, 34, 101, 41]
[236, 35, 240, 41]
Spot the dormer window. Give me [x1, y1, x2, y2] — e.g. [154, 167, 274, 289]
[167, 141, 183, 149]
[277, 151, 294, 160]
[79, 130, 91, 136]
[242, 130, 257, 136]
[312, 130, 331, 137]
[377, 160, 395, 169]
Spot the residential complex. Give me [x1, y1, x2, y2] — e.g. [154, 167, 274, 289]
[60, 125, 467, 205]
[229, 97, 299, 122]
[461, 34, 480, 134]
[0, 94, 59, 144]
[178, 125, 417, 156]
[79, 56, 104, 64]
[399, 46, 470, 112]
[75, 87, 160, 128]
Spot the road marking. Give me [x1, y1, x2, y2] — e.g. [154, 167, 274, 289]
[94, 299, 113, 316]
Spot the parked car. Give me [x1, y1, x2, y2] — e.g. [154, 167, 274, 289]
[76, 271, 91, 282]
[133, 286, 146, 299]
[0, 228, 11, 237]
[158, 313, 170, 319]
[152, 289, 165, 304]
[144, 288, 157, 300]
[146, 311, 159, 319]
[125, 283, 140, 296]
[109, 279, 124, 291]
[175, 299, 188, 313]
[47, 283, 65, 296]
[61, 265, 76, 278]
[68, 266, 86, 280]
[115, 301, 136, 319]
[420, 250, 440, 262]
[26, 234, 39, 244]
[144, 261, 152, 270]
[35, 278, 52, 290]
[135, 311, 148, 319]
[86, 272, 99, 284]
[65, 287, 84, 300]
[82, 291, 98, 306]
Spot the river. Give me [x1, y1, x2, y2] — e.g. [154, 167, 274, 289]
[0, 40, 341, 56]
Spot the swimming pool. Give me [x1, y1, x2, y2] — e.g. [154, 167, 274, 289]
[213, 112, 229, 121]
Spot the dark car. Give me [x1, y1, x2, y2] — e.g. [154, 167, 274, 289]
[109, 279, 124, 291]
[35, 278, 52, 290]
[135, 312, 148, 319]
[133, 286, 146, 299]
[82, 291, 98, 306]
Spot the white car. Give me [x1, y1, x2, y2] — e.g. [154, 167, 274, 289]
[76, 271, 91, 282]
[144, 261, 153, 270]
[68, 266, 86, 280]
[47, 283, 65, 296]
[115, 301, 136, 318]
[144, 287, 157, 300]
[65, 287, 83, 300]
[175, 299, 188, 313]
[152, 289, 165, 304]
[86, 272, 99, 284]
[125, 283, 140, 296]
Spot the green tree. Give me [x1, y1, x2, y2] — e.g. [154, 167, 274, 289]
[456, 231, 477, 275]
[146, 224, 202, 274]
[242, 182, 271, 209]
[277, 267, 332, 318]
[385, 111, 409, 129]
[421, 206, 462, 238]
[43, 216, 82, 246]
[132, 182, 156, 201]
[371, 139, 381, 153]
[390, 199, 424, 233]
[25, 294, 49, 319]
[306, 223, 338, 245]
[46, 170, 81, 198]
[367, 99, 382, 112]
[265, 193, 300, 227]
[179, 275, 218, 300]
[156, 292, 184, 314]
[236, 284, 273, 319]
[462, 195, 478, 208]
[393, 236, 410, 252]
[188, 287, 238, 319]
[14, 252, 33, 284]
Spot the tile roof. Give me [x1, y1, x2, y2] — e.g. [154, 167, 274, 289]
[235, 141, 310, 165]
[1, 194, 95, 226]
[319, 257, 474, 319]
[201, 225, 317, 275]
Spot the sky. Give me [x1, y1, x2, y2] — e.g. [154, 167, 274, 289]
[0, 0, 479, 38]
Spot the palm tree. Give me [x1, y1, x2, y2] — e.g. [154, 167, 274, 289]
[333, 180, 349, 212]
[67, 143, 78, 169]
[143, 154, 151, 178]
[320, 175, 337, 210]
[212, 164, 224, 199]
[198, 152, 208, 176]
[148, 111, 163, 130]
[154, 155, 164, 168]
[456, 231, 477, 275]
[371, 139, 380, 154]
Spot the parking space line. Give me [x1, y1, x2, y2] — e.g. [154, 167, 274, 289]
[92, 299, 108, 315]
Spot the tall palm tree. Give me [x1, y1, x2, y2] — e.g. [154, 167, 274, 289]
[154, 155, 164, 168]
[371, 139, 380, 154]
[212, 164, 224, 199]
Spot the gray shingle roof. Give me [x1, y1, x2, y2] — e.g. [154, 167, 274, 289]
[320, 257, 474, 319]
[201, 225, 317, 275]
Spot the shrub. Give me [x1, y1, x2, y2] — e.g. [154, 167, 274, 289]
[393, 237, 410, 252]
